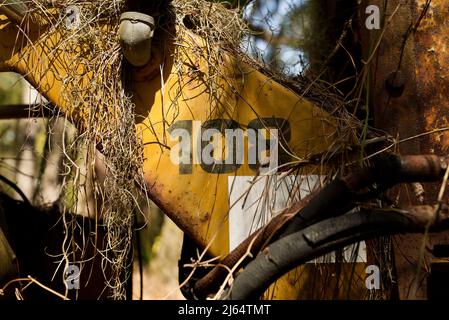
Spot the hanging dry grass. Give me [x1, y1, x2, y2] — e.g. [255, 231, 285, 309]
[20, 0, 144, 300]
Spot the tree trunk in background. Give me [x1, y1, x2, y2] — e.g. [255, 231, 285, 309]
[361, 0, 449, 299]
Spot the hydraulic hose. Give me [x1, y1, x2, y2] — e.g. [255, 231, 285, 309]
[222, 205, 449, 300]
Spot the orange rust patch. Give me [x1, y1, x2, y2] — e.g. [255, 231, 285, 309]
[415, 0, 449, 151]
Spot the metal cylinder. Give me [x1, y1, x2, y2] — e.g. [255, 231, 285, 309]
[0, 1, 28, 24]
[118, 11, 155, 67]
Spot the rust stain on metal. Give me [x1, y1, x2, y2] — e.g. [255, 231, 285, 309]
[145, 180, 203, 246]
[415, 0, 449, 152]
[365, 0, 449, 299]
[399, 155, 448, 181]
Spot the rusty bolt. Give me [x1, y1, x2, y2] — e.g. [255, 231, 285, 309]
[385, 71, 405, 97]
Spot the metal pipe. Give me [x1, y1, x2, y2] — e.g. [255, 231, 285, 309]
[0, 104, 54, 119]
[0, 1, 29, 25]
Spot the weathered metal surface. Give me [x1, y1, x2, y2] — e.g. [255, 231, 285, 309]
[415, 0, 449, 153]
[0, 11, 356, 299]
[363, 0, 449, 299]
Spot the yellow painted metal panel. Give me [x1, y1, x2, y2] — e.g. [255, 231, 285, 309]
[0, 16, 367, 298]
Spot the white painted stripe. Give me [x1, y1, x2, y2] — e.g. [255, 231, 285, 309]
[227, 175, 367, 263]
